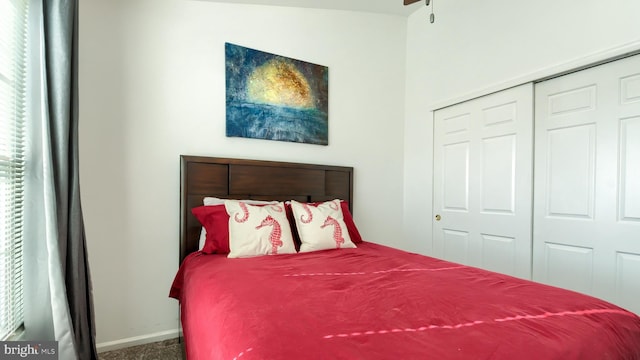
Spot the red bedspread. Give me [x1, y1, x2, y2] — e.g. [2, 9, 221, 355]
[170, 242, 640, 359]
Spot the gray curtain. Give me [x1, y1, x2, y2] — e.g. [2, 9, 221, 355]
[24, 0, 97, 358]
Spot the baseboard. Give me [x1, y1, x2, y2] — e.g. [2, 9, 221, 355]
[96, 328, 182, 353]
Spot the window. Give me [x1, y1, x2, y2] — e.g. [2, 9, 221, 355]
[0, 0, 28, 341]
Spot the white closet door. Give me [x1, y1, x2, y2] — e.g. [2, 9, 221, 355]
[533, 54, 640, 315]
[433, 84, 533, 279]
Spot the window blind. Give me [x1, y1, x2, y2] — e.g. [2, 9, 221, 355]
[0, 0, 28, 341]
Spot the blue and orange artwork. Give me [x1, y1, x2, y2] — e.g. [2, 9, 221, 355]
[225, 43, 329, 145]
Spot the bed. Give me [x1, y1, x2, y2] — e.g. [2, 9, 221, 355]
[170, 155, 640, 360]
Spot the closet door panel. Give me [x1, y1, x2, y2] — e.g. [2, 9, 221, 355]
[481, 134, 516, 214]
[433, 83, 533, 279]
[544, 243, 593, 294]
[534, 54, 640, 315]
[620, 117, 640, 221]
[442, 141, 470, 211]
[546, 124, 596, 219]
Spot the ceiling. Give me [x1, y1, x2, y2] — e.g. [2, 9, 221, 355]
[198, 0, 423, 16]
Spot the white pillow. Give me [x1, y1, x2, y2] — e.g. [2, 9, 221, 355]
[290, 199, 357, 253]
[224, 200, 297, 258]
[197, 197, 278, 250]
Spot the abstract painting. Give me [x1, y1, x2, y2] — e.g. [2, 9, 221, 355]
[225, 43, 329, 145]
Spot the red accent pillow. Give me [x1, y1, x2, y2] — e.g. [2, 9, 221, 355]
[340, 201, 363, 244]
[191, 205, 230, 254]
[285, 200, 363, 245]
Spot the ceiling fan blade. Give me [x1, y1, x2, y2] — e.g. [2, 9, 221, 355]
[403, 0, 421, 5]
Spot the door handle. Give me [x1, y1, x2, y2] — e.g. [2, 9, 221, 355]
[435, 214, 441, 221]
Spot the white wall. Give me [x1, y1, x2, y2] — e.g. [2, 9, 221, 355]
[403, 0, 640, 256]
[78, 0, 407, 349]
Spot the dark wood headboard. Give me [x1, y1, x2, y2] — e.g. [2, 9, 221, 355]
[180, 155, 354, 264]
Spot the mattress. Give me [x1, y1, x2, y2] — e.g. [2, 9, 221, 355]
[170, 242, 640, 359]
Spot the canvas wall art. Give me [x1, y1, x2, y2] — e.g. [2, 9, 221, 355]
[225, 43, 329, 145]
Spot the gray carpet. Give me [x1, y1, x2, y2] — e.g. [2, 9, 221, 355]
[99, 338, 183, 360]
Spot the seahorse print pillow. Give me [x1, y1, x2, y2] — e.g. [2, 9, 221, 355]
[290, 199, 357, 253]
[224, 200, 297, 258]
[196, 198, 278, 251]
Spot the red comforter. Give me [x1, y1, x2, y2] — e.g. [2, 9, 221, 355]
[170, 242, 640, 360]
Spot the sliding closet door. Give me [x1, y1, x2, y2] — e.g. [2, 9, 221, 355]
[433, 84, 533, 279]
[533, 54, 640, 315]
